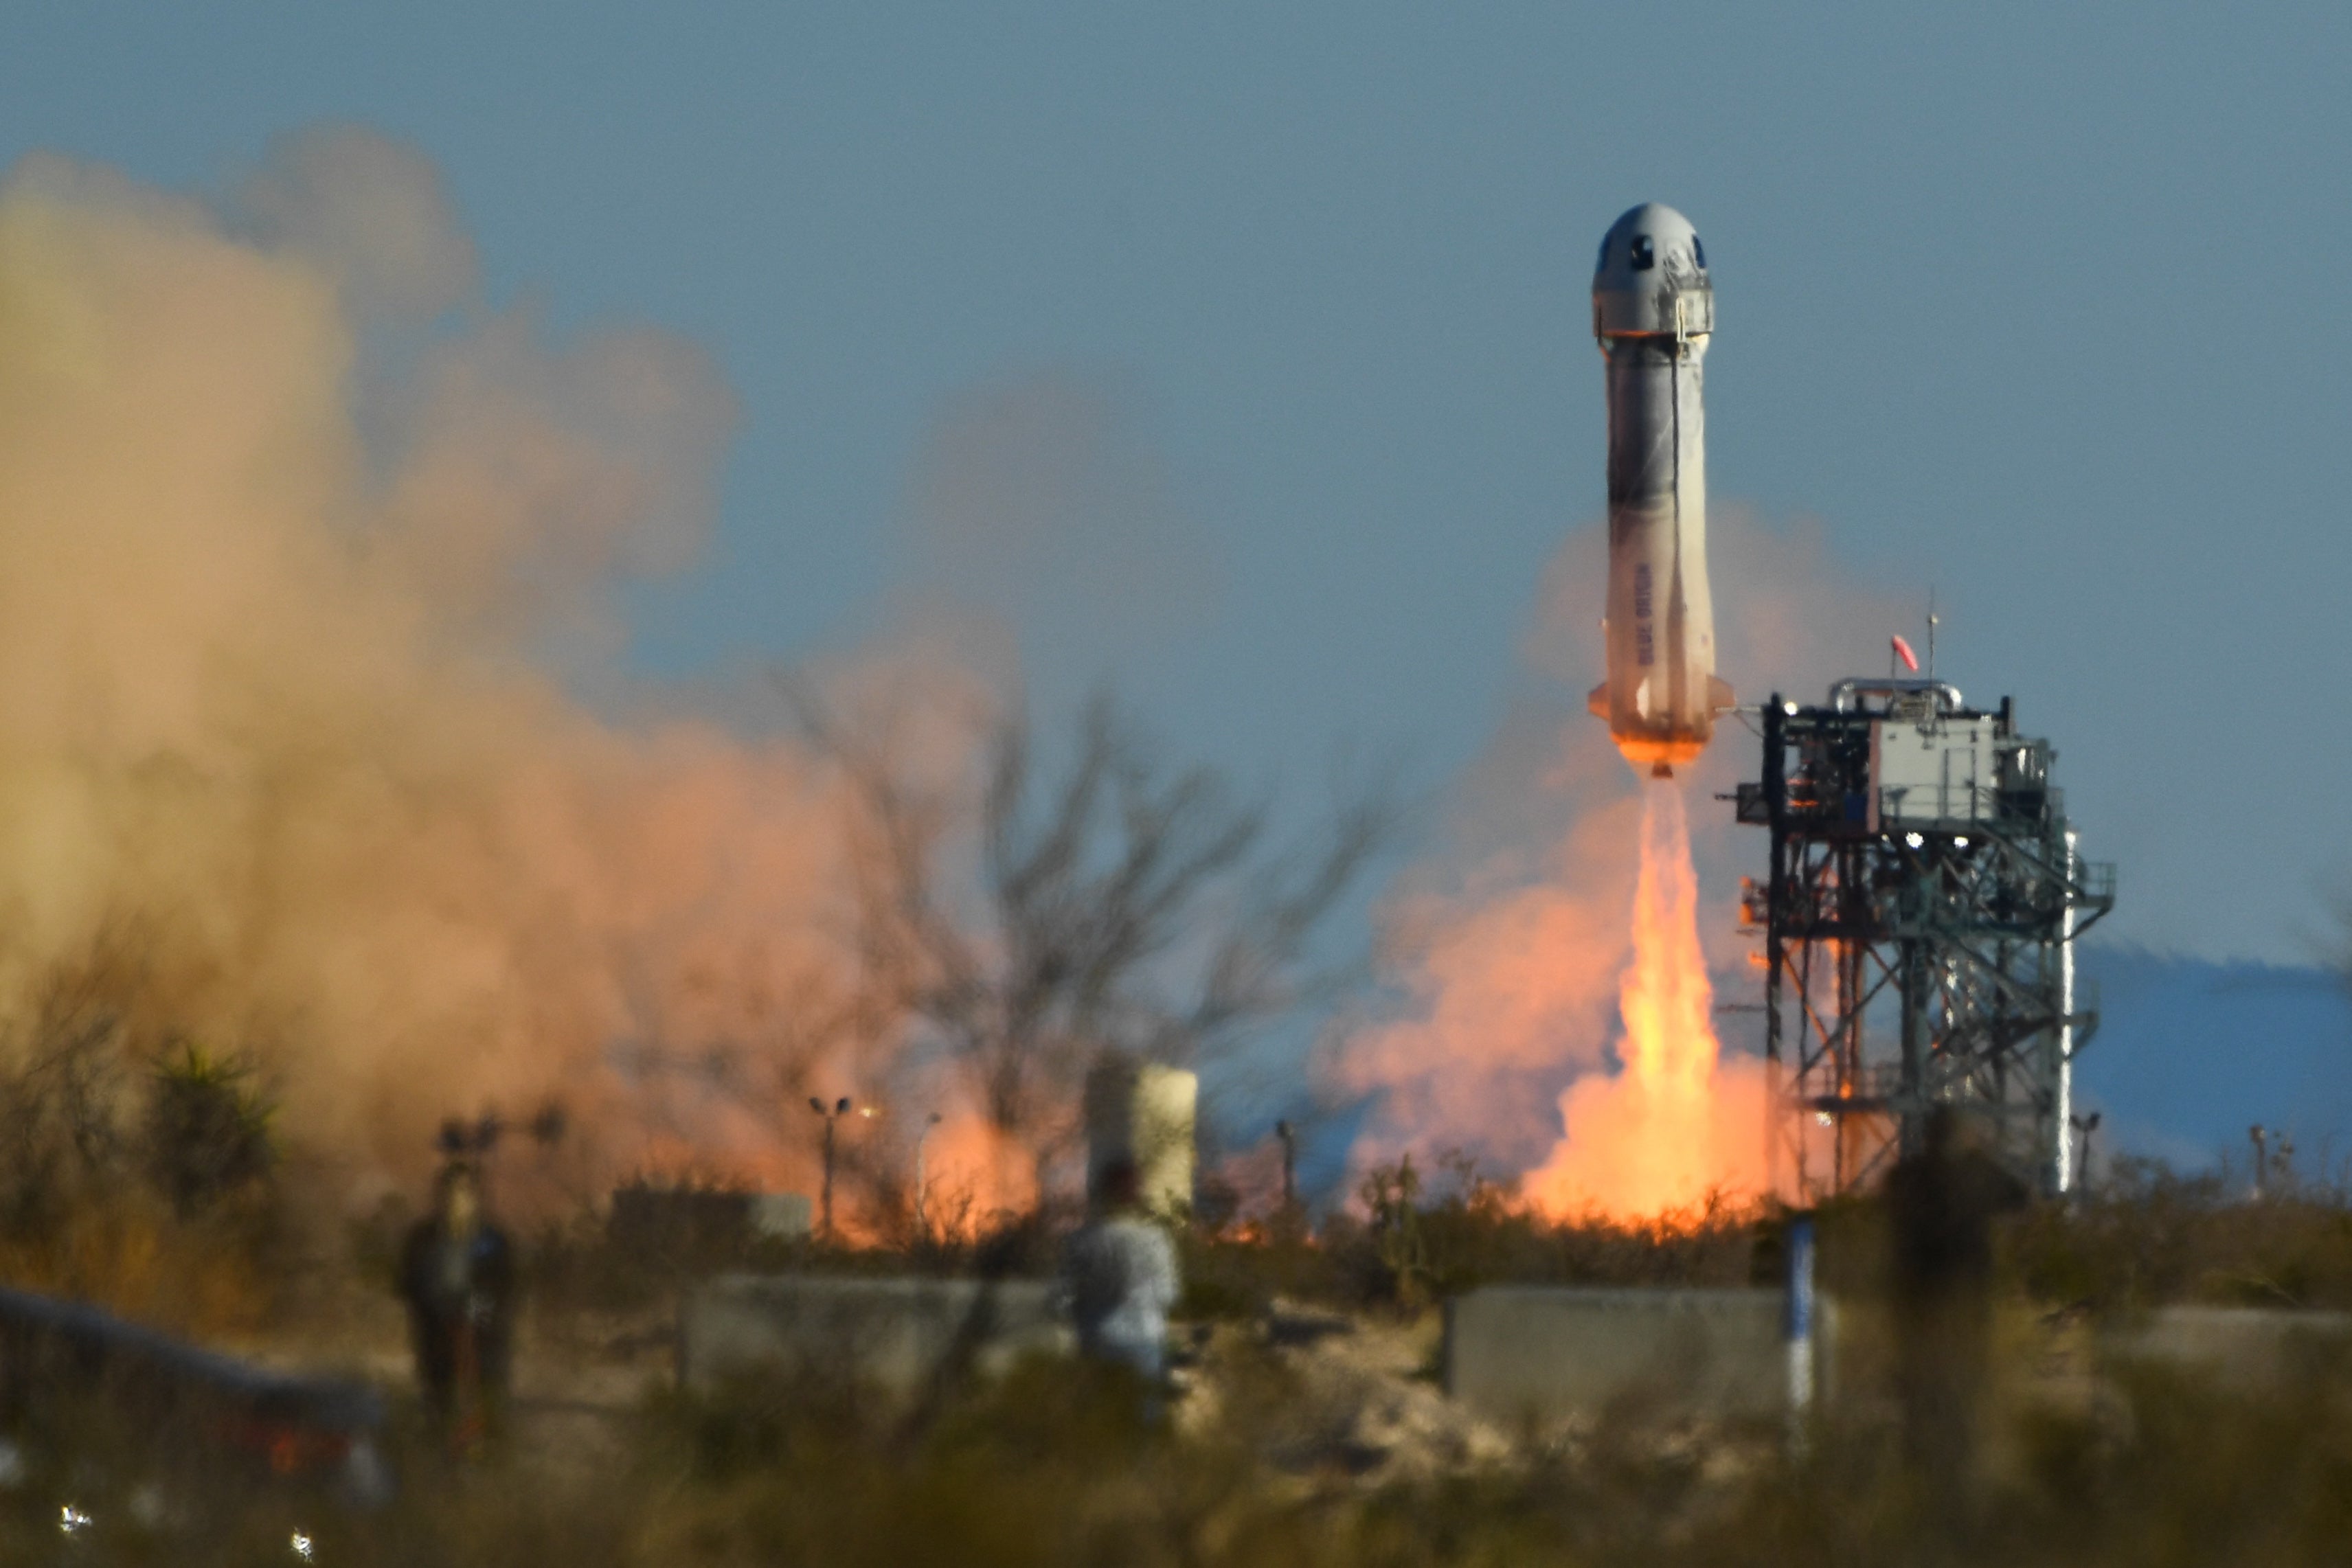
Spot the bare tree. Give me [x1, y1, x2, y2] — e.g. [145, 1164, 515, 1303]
[0, 933, 146, 1234]
[795, 685, 1396, 1196]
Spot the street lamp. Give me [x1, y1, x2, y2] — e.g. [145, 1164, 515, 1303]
[1275, 1120, 1298, 1214]
[2068, 1111, 2102, 1195]
[810, 1096, 852, 1240]
[914, 1112, 943, 1235]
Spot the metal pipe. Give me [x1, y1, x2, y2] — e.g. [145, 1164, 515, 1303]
[914, 1111, 942, 1234]
[2070, 1111, 2101, 1194]
[1761, 694, 1790, 1198]
[1827, 678, 1967, 715]
[1785, 1212, 1817, 1453]
[808, 1095, 852, 1239]
[2055, 828, 2079, 1194]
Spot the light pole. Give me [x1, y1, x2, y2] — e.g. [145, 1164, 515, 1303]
[2069, 1111, 2102, 1195]
[810, 1096, 852, 1240]
[914, 1111, 943, 1235]
[1275, 1120, 1298, 1214]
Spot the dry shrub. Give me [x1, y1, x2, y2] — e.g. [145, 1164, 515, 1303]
[1181, 1153, 1763, 1319]
[2009, 1159, 2352, 1311]
[10, 1174, 2352, 1565]
[0, 1202, 275, 1338]
[0, 936, 304, 1337]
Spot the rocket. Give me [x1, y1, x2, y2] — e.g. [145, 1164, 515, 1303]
[1587, 203, 1732, 777]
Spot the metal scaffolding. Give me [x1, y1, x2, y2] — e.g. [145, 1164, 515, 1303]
[1732, 679, 2114, 1197]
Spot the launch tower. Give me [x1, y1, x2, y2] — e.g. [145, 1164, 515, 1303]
[1732, 679, 2114, 1196]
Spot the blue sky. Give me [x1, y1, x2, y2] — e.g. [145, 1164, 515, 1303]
[2077, 951, 2352, 1179]
[5, 3, 2349, 1161]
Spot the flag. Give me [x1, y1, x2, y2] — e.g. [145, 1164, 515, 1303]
[1892, 635, 1919, 672]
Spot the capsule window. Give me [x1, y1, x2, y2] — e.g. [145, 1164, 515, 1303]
[1629, 235, 1655, 271]
[1693, 235, 1707, 269]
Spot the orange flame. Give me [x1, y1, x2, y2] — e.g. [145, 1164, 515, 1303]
[911, 1113, 1039, 1240]
[1523, 778, 1767, 1218]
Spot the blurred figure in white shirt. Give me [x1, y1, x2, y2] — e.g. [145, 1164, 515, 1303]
[1061, 1158, 1181, 1382]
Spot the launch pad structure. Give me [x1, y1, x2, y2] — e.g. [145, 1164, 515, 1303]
[1732, 679, 2114, 1197]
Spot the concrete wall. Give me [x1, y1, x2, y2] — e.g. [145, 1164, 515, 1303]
[1445, 1286, 1816, 1425]
[748, 1192, 813, 1240]
[680, 1274, 1073, 1396]
[608, 1188, 812, 1254]
[1443, 1293, 2352, 1429]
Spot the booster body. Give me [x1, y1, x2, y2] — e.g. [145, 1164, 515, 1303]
[1588, 203, 1731, 776]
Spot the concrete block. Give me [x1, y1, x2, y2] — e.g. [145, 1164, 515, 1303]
[748, 1193, 813, 1240]
[1085, 1057, 1196, 1218]
[608, 1187, 812, 1251]
[1445, 1286, 1820, 1424]
[2098, 1306, 2352, 1386]
[680, 1274, 1073, 1395]
[609, 1184, 755, 1255]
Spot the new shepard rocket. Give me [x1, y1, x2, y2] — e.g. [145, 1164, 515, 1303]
[1587, 203, 1732, 777]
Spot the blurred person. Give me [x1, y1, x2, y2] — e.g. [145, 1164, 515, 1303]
[1060, 1158, 1181, 1385]
[398, 1160, 516, 1453]
[1883, 1104, 2028, 1491]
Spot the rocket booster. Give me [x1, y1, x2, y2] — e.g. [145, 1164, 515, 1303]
[1587, 203, 1732, 777]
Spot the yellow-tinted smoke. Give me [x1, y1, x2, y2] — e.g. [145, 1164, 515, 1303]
[0, 137, 918, 1201]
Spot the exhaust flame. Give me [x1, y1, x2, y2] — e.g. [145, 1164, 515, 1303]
[1524, 779, 1767, 1218]
[912, 1113, 1041, 1239]
[1327, 510, 1919, 1220]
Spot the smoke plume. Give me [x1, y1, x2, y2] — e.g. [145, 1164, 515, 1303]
[0, 133, 929, 1203]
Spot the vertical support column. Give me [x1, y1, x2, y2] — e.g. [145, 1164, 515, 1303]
[2053, 827, 2080, 1194]
[1898, 935, 1930, 1159]
[1762, 696, 1787, 1200]
[1838, 846, 1868, 1188]
[1785, 1211, 1818, 1453]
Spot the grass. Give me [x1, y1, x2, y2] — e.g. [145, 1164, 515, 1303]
[2009, 1158, 2352, 1311]
[11, 1144, 2352, 1562]
[12, 1332, 2352, 1567]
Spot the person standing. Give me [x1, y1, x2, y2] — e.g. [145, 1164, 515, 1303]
[1061, 1159, 1181, 1385]
[1884, 1105, 2028, 1493]
[398, 1161, 516, 1453]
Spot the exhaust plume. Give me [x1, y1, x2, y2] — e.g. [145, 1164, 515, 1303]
[1328, 505, 1921, 1218]
[1522, 781, 1766, 1216]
